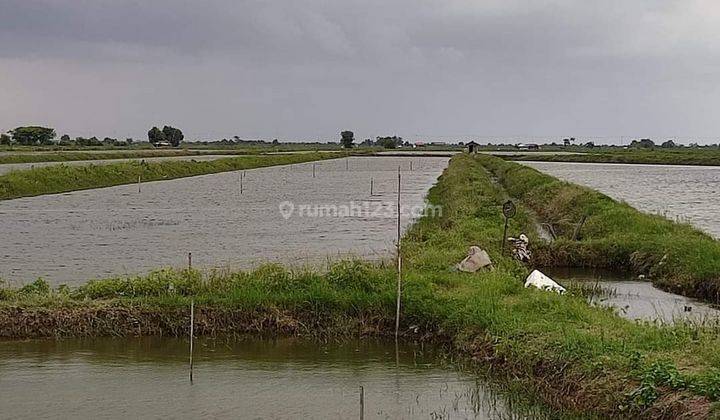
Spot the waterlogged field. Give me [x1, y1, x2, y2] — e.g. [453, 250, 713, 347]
[0, 156, 448, 286]
[0, 337, 541, 419]
[522, 161, 720, 238]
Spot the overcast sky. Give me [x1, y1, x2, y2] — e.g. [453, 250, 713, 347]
[1, 0, 720, 144]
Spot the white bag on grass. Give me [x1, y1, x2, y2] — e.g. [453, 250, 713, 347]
[524, 270, 566, 294]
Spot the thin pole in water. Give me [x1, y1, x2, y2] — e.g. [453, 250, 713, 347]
[137, 175, 141, 193]
[360, 386, 365, 420]
[240, 172, 243, 195]
[312, 163, 316, 178]
[370, 178, 374, 196]
[395, 167, 402, 339]
[346, 157, 349, 171]
[189, 298, 195, 383]
[188, 252, 192, 269]
[410, 160, 413, 171]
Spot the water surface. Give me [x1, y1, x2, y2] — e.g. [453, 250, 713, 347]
[0, 157, 447, 286]
[0, 337, 538, 419]
[546, 268, 720, 324]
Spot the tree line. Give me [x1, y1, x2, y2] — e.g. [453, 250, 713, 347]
[0, 125, 184, 147]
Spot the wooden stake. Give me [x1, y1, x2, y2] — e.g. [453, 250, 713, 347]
[395, 167, 402, 339]
[240, 172, 243, 195]
[137, 175, 141, 193]
[360, 385, 365, 420]
[346, 157, 349, 171]
[410, 160, 413, 171]
[370, 178, 374, 196]
[312, 163, 316, 178]
[188, 252, 192, 269]
[189, 299, 195, 383]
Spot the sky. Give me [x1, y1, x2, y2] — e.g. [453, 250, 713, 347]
[1, 0, 720, 144]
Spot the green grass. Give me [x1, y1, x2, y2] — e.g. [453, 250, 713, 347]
[506, 148, 720, 166]
[477, 154, 720, 303]
[0, 149, 251, 165]
[0, 152, 345, 201]
[3, 154, 720, 417]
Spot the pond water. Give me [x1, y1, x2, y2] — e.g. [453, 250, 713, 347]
[545, 268, 720, 324]
[0, 337, 541, 419]
[0, 157, 448, 286]
[521, 161, 720, 238]
[0, 154, 233, 175]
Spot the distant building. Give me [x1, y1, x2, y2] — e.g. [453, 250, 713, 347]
[516, 143, 539, 150]
[153, 141, 172, 148]
[414, 141, 426, 148]
[466, 140, 479, 153]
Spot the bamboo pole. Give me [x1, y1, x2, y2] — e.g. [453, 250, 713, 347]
[137, 175, 141, 193]
[370, 178, 374, 196]
[189, 299, 195, 383]
[395, 167, 402, 339]
[188, 252, 192, 269]
[360, 386, 365, 420]
[312, 163, 316, 178]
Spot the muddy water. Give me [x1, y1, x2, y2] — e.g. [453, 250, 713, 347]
[521, 161, 720, 238]
[0, 157, 448, 286]
[0, 337, 539, 419]
[546, 268, 720, 324]
[0, 154, 234, 175]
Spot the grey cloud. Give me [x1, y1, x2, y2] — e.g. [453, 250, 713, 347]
[1, 0, 720, 143]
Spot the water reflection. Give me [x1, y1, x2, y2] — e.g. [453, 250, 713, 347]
[0, 337, 546, 419]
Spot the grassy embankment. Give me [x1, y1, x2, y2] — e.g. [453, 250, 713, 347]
[505, 148, 720, 166]
[478, 154, 720, 303]
[0, 149, 250, 165]
[0, 152, 346, 201]
[2, 154, 720, 417]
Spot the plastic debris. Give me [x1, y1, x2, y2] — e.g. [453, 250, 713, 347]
[508, 233, 531, 262]
[457, 246, 493, 272]
[524, 269, 566, 294]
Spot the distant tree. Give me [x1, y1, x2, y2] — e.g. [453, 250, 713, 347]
[11, 126, 56, 145]
[375, 136, 402, 149]
[584, 141, 595, 148]
[162, 126, 184, 147]
[58, 134, 73, 146]
[272, 139, 280, 145]
[102, 137, 116, 145]
[630, 138, 655, 149]
[403, 140, 411, 147]
[0, 133, 12, 145]
[661, 140, 676, 148]
[563, 138, 570, 147]
[340, 131, 354, 149]
[148, 126, 165, 145]
[126, 138, 134, 145]
[360, 138, 374, 146]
